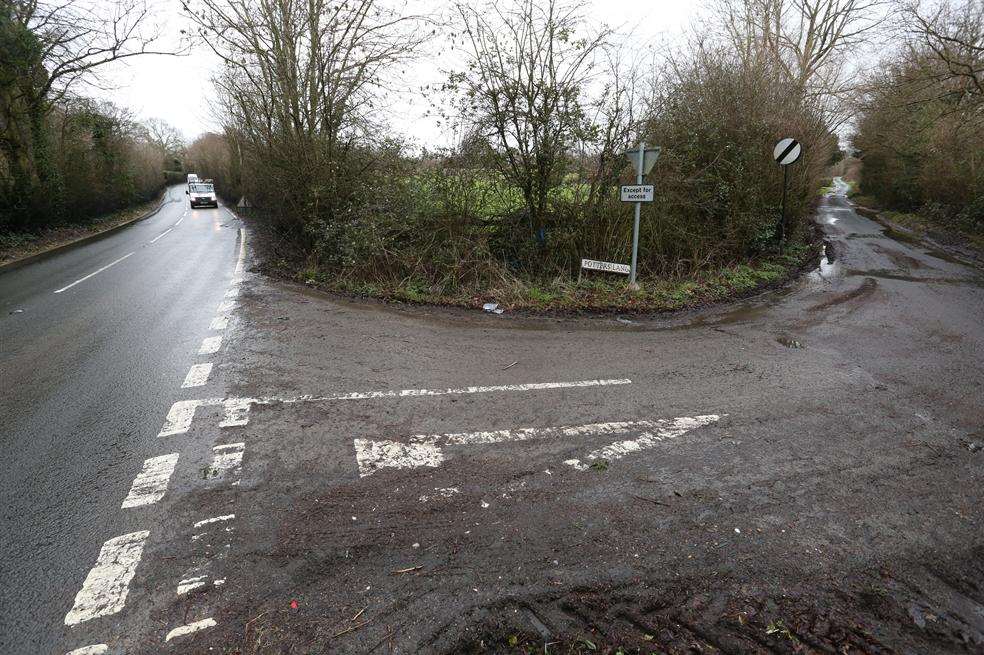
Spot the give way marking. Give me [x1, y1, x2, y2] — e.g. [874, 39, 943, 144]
[354, 414, 723, 477]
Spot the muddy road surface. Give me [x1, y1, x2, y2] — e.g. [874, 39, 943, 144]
[28, 180, 984, 654]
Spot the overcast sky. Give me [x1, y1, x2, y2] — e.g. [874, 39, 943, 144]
[95, 0, 702, 145]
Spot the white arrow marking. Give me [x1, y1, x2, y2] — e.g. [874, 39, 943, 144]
[565, 414, 723, 470]
[354, 414, 722, 477]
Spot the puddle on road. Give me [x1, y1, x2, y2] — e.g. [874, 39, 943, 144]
[806, 244, 841, 285]
[844, 268, 984, 286]
[870, 243, 927, 271]
[921, 247, 966, 266]
[881, 225, 922, 246]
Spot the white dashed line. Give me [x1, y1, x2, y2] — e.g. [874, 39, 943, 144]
[121, 454, 180, 508]
[234, 227, 246, 276]
[159, 399, 211, 436]
[149, 228, 173, 243]
[53, 252, 134, 294]
[219, 398, 251, 427]
[176, 575, 208, 595]
[174, 216, 184, 226]
[165, 617, 216, 642]
[64, 531, 150, 625]
[181, 363, 213, 388]
[194, 514, 235, 528]
[199, 336, 222, 355]
[66, 646, 108, 655]
[210, 443, 244, 481]
[209, 315, 229, 331]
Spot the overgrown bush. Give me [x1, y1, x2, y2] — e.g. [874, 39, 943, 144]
[0, 99, 165, 233]
[196, 0, 833, 303]
[853, 1, 984, 233]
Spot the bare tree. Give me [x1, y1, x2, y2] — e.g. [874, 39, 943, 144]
[450, 0, 610, 239]
[143, 118, 185, 164]
[711, 0, 888, 114]
[184, 0, 427, 225]
[143, 118, 185, 168]
[903, 0, 984, 102]
[1, 0, 175, 222]
[8, 0, 174, 109]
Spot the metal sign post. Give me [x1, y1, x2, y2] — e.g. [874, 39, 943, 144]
[773, 137, 802, 251]
[622, 143, 660, 290]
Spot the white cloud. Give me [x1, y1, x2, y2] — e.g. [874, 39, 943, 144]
[90, 0, 699, 143]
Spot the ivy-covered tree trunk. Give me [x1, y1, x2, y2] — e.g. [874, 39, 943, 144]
[0, 4, 60, 231]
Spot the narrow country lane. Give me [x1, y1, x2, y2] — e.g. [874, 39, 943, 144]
[0, 185, 244, 654]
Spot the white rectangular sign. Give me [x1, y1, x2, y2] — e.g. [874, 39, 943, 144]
[620, 185, 654, 202]
[581, 259, 630, 275]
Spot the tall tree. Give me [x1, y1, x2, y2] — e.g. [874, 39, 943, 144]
[450, 0, 610, 239]
[185, 0, 427, 230]
[711, 0, 887, 124]
[1, 0, 172, 227]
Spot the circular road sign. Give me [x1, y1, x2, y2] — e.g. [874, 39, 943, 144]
[773, 137, 802, 166]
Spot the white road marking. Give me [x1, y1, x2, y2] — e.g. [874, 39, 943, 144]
[356, 414, 722, 476]
[217, 300, 235, 313]
[210, 443, 244, 481]
[209, 315, 229, 330]
[419, 487, 460, 502]
[220, 398, 251, 427]
[410, 419, 685, 446]
[234, 227, 246, 276]
[121, 454, 180, 508]
[64, 531, 150, 625]
[177, 575, 208, 595]
[66, 646, 108, 655]
[165, 618, 216, 642]
[159, 399, 207, 436]
[53, 252, 134, 294]
[174, 216, 184, 226]
[158, 380, 629, 437]
[253, 379, 632, 405]
[194, 514, 235, 529]
[355, 439, 445, 477]
[199, 336, 222, 355]
[224, 288, 239, 298]
[564, 414, 724, 470]
[182, 363, 213, 388]
[149, 228, 173, 243]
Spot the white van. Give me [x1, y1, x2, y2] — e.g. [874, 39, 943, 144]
[187, 180, 218, 208]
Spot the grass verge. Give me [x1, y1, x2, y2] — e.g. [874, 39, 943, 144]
[258, 238, 819, 315]
[0, 194, 164, 268]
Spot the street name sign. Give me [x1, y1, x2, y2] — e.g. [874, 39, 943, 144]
[773, 138, 801, 166]
[620, 185, 654, 202]
[581, 258, 630, 275]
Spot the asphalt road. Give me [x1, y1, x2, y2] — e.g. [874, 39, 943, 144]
[0, 185, 242, 653]
[2, 180, 983, 654]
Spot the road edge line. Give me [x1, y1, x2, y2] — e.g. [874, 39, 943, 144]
[0, 186, 173, 275]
